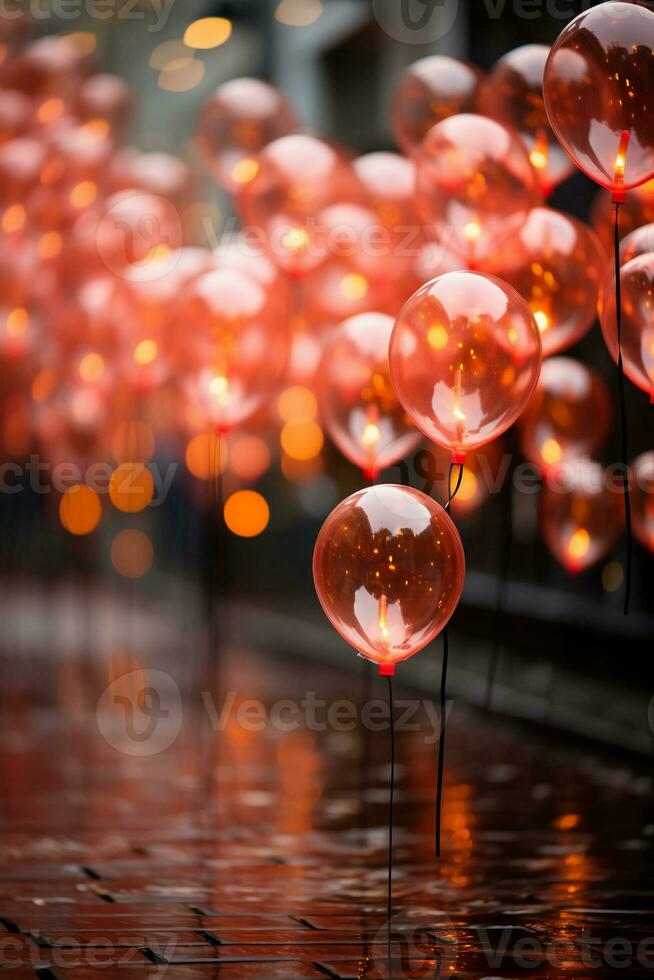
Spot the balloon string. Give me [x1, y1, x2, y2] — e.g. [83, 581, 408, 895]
[485, 464, 513, 711]
[386, 674, 395, 970]
[614, 201, 632, 616]
[436, 461, 462, 856]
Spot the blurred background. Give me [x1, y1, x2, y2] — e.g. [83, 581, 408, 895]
[0, 0, 653, 771]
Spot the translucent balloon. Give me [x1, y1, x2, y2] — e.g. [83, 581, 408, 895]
[76, 73, 132, 138]
[301, 202, 419, 322]
[120, 247, 213, 394]
[238, 134, 364, 276]
[169, 266, 290, 432]
[415, 114, 541, 268]
[318, 312, 422, 478]
[353, 151, 418, 233]
[480, 44, 574, 197]
[0, 90, 31, 146]
[541, 460, 623, 573]
[591, 179, 654, 254]
[544, 2, 654, 196]
[520, 357, 611, 474]
[391, 55, 483, 156]
[313, 485, 465, 674]
[600, 251, 654, 399]
[197, 78, 297, 194]
[491, 207, 606, 357]
[631, 451, 654, 553]
[389, 271, 542, 460]
[8, 35, 91, 99]
[76, 190, 184, 279]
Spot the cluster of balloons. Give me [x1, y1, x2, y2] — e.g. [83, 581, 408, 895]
[1, 4, 654, 669]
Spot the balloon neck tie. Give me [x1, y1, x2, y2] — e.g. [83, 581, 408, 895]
[386, 674, 395, 970]
[613, 199, 632, 616]
[378, 662, 395, 677]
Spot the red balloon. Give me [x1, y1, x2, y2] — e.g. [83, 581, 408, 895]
[520, 357, 611, 474]
[479, 44, 574, 197]
[0, 90, 31, 146]
[390, 272, 542, 460]
[318, 312, 422, 478]
[391, 55, 483, 157]
[77, 190, 184, 279]
[169, 266, 290, 432]
[490, 207, 606, 357]
[541, 460, 624, 573]
[415, 114, 541, 268]
[600, 251, 654, 400]
[75, 73, 132, 139]
[353, 151, 418, 232]
[313, 485, 465, 674]
[631, 451, 654, 553]
[544, 2, 654, 196]
[197, 78, 297, 195]
[238, 134, 364, 276]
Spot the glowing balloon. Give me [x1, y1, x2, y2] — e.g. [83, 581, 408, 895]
[541, 460, 623, 573]
[76, 73, 132, 137]
[600, 251, 654, 400]
[353, 151, 418, 232]
[170, 266, 290, 432]
[313, 485, 465, 674]
[238, 134, 364, 276]
[415, 114, 541, 268]
[520, 357, 611, 474]
[544, 2, 654, 197]
[318, 312, 421, 478]
[631, 451, 654, 553]
[197, 78, 297, 194]
[391, 55, 482, 156]
[389, 271, 542, 461]
[479, 44, 574, 197]
[491, 207, 606, 357]
[0, 90, 31, 146]
[77, 190, 183, 279]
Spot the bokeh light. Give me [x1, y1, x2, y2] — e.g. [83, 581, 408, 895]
[60, 485, 102, 536]
[111, 529, 153, 578]
[224, 490, 270, 537]
[109, 463, 154, 513]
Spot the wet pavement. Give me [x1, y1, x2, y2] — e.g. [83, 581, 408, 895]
[0, 642, 653, 978]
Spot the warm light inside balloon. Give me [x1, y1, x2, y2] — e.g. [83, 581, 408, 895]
[568, 528, 590, 562]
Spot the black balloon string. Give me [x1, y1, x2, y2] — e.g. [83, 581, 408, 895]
[435, 461, 463, 857]
[613, 201, 632, 616]
[386, 674, 395, 970]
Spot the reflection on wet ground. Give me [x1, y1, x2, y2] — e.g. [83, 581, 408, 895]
[0, 644, 652, 978]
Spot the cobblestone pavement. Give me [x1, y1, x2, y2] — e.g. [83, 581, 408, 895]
[0, 644, 652, 978]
